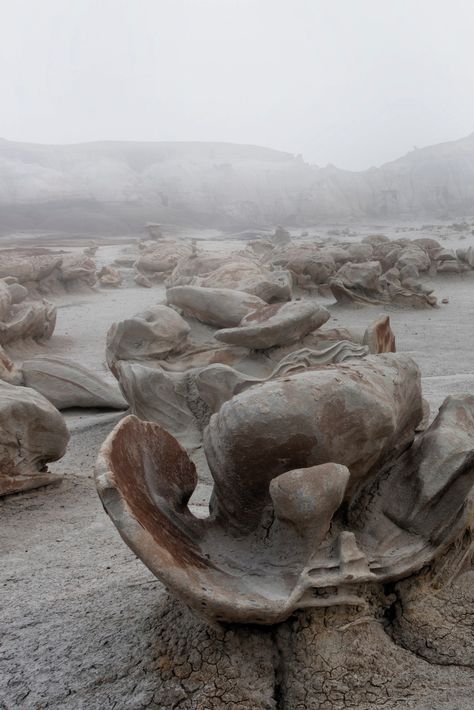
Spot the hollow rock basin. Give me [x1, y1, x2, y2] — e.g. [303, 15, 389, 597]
[95, 353, 474, 624]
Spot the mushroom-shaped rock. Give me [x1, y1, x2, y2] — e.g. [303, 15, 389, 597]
[166, 286, 266, 328]
[214, 301, 330, 349]
[106, 305, 190, 372]
[22, 357, 127, 410]
[0, 381, 69, 496]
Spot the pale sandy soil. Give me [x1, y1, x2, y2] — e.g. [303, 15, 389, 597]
[1, 227, 474, 708]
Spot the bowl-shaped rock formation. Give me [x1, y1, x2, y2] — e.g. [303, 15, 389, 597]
[95, 353, 473, 624]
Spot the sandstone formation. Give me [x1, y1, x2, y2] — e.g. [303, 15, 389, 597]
[4, 135, 474, 231]
[0, 279, 56, 346]
[214, 301, 330, 349]
[199, 260, 293, 302]
[166, 251, 230, 288]
[0, 345, 22, 384]
[329, 261, 437, 308]
[166, 286, 266, 328]
[134, 240, 193, 279]
[21, 357, 127, 410]
[0, 250, 97, 295]
[98, 265, 122, 287]
[108, 290, 397, 457]
[106, 304, 191, 373]
[96, 353, 473, 627]
[0, 381, 69, 496]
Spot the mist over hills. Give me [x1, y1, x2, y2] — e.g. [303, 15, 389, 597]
[1, 133, 474, 234]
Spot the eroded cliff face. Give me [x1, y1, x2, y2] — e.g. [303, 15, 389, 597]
[1, 133, 474, 232]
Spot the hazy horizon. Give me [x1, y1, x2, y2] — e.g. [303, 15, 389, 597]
[1, 0, 474, 171]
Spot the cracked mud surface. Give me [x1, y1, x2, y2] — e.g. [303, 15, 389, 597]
[1, 236, 474, 708]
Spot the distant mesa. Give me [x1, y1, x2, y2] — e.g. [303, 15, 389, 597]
[2, 134, 474, 233]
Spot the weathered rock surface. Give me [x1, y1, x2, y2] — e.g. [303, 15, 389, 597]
[93, 353, 474, 627]
[0, 280, 57, 345]
[98, 265, 122, 287]
[0, 345, 22, 384]
[166, 285, 266, 328]
[0, 381, 69, 496]
[214, 300, 330, 349]
[270, 245, 337, 287]
[22, 357, 127, 410]
[330, 260, 437, 308]
[135, 240, 193, 277]
[166, 252, 230, 287]
[199, 260, 293, 302]
[5, 134, 474, 228]
[0, 250, 97, 295]
[106, 305, 191, 372]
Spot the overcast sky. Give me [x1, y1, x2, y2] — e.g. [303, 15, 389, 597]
[1, 0, 473, 170]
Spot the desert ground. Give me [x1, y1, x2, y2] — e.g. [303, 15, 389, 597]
[1, 222, 474, 709]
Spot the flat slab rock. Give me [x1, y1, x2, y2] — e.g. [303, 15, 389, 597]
[214, 300, 331, 349]
[166, 285, 266, 328]
[22, 356, 127, 410]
